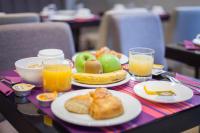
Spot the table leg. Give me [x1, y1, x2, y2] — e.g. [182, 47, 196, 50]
[72, 28, 80, 52]
[199, 126, 200, 133]
[195, 67, 199, 79]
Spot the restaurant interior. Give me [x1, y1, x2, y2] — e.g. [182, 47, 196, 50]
[0, 0, 200, 133]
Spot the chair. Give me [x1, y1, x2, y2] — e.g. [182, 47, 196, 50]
[110, 12, 166, 66]
[81, 8, 148, 50]
[172, 6, 200, 43]
[0, 22, 75, 71]
[97, 8, 148, 49]
[0, 13, 40, 25]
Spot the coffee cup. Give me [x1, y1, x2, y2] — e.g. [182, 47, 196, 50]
[37, 49, 64, 60]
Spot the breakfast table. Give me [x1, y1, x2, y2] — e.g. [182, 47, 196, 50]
[0, 67, 199, 133]
[165, 42, 200, 78]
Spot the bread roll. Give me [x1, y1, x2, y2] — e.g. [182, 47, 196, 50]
[89, 88, 124, 119]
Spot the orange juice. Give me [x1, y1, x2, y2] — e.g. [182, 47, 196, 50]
[129, 54, 153, 76]
[43, 64, 72, 92]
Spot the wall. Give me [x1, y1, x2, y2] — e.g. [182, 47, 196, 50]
[82, 0, 200, 13]
[132, 0, 200, 12]
[0, 0, 66, 13]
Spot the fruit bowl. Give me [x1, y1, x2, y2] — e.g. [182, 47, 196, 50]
[72, 50, 128, 64]
[72, 52, 128, 64]
[72, 49, 130, 87]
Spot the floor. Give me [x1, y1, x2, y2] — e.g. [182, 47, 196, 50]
[0, 120, 18, 133]
[182, 127, 200, 133]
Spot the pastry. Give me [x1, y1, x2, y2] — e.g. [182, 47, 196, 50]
[89, 88, 111, 98]
[64, 88, 124, 120]
[89, 88, 124, 120]
[64, 94, 93, 114]
[95, 47, 122, 59]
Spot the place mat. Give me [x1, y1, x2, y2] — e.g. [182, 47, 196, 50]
[183, 40, 200, 50]
[1, 70, 200, 133]
[176, 73, 200, 95]
[29, 76, 199, 132]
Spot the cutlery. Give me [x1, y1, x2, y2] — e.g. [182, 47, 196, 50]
[164, 75, 200, 95]
[164, 74, 200, 89]
[160, 72, 200, 88]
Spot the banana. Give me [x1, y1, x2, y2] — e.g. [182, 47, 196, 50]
[73, 70, 127, 85]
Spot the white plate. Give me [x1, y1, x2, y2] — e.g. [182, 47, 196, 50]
[72, 72, 131, 88]
[50, 15, 75, 21]
[134, 81, 193, 103]
[56, 10, 76, 16]
[75, 14, 95, 19]
[72, 51, 128, 64]
[192, 39, 200, 46]
[51, 89, 142, 127]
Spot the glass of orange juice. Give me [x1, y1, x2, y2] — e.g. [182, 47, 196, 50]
[129, 47, 154, 81]
[42, 59, 73, 92]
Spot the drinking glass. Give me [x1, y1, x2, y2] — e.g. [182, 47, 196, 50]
[42, 59, 73, 92]
[129, 47, 154, 81]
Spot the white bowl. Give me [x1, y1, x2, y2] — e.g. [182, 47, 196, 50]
[15, 57, 43, 84]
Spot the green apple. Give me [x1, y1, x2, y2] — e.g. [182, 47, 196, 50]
[98, 54, 121, 73]
[75, 52, 96, 72]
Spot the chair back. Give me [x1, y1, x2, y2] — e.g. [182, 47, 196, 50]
[0, 22, 75, 70]
[0, 13, 40, 25]
[97, 8, 148, 49]
[110, 12, 166, 66]
[173, 7, 200, 43]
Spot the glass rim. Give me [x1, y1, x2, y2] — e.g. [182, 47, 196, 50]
[129, 47, 155, 54]
[42, 59, 73, 67]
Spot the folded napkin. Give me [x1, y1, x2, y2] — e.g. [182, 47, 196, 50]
[0, 76, 21, 96]
[0, 82, 13, 96]
[184, 40, 200, 50]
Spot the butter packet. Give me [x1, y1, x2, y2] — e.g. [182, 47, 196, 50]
[144, 86, 176, 96]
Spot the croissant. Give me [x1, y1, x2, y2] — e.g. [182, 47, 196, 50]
[89, 88, 124, 120]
